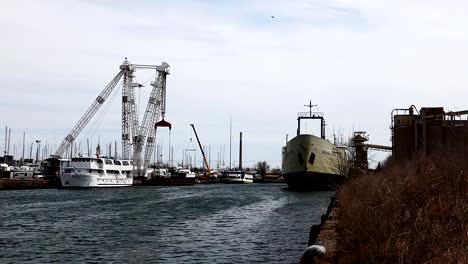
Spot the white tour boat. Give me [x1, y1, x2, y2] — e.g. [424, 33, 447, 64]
[60, 157, 133, 188]
[176, 168, 196, 178]
[222, 171, 254, 184]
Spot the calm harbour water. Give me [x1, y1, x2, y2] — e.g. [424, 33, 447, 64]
[0, 184, 333, 263]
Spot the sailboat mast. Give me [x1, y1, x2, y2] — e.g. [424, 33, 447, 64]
[229, 116, 232, 170]
[22, 132, 25, 164]
[3, 126, 7, 157]
[7, 128, 11, 156]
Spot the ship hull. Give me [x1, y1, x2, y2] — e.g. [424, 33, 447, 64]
[282, 172, 345, 190]
[60, 173, 133, 188]
[282, 134, 347, 190]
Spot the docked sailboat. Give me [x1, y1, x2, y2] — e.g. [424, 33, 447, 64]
[282, 103, 348, 190]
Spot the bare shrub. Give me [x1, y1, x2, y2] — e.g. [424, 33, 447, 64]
[337, 152, 468, 263]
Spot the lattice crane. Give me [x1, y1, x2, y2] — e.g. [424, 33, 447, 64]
[55, 58, 170, 165]
[133, 62, 170, 174]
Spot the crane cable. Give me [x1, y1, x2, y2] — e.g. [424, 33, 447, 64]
[133, 76, 153, 121]
[81, 82, 122, 144]
[181, 127, 197, 167]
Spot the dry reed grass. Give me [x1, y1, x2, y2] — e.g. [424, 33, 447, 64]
[337, 154, 468, 263]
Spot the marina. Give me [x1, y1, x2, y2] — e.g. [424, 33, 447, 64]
[3, 1, 468, 263]
[0, 58, 289, 189]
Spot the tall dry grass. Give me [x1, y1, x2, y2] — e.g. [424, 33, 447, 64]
[337, 154, 468, 263]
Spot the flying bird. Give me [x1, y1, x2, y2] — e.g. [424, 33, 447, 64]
[271, 15, 275, 19]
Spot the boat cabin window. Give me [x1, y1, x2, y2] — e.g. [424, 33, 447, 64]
[114, 161, 122, 165]
[88, 169, 104, 173]
[106, 170, 119, 174]
[64, 168, 74, 173]
[122, 161, 129, 166]
[105, 159, 114, 165]
[225, 172, 243, 178]
[72, 158, 87, 162]
[97, 159, 103, 164]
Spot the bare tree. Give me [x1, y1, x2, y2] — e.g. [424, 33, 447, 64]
[257, 161, 269, 177]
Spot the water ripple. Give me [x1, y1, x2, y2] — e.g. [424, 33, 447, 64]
[0, 184, 333, 263]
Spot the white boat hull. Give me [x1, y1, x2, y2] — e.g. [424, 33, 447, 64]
[60, 173, 133, 188]
[222, 172, 254, 184]
[223, 178, 244, 183]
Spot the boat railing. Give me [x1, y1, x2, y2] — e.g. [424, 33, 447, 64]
[297, 112, 324, 118]
[63, 167, 81, 174]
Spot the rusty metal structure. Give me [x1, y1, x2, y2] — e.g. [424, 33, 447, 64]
[351, 132, 369, 171]
[351, 131, 392, 171]
[391, 106, 468, 161]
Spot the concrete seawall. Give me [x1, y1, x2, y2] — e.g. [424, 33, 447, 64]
[0, 179, 58, 190]
[302, 196, 339, 264]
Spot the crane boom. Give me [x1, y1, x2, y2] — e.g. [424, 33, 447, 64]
[143, 64, 170, 171]
[121, 65, 133, 159]
[133, 62, 170, 173]
[190, 124, 211, 173]
[54, 70, 124, 157]
[121, 58, 144, 159]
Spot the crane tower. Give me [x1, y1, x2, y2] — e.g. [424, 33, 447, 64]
[54, 58, 170, 171]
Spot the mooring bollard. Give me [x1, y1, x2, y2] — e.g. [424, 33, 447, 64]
[300, 245, 326, 264]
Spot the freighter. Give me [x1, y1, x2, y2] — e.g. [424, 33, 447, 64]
[282, 103, 348, 190]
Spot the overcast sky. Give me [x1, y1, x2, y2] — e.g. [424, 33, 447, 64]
[2, 0, 468, 168]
